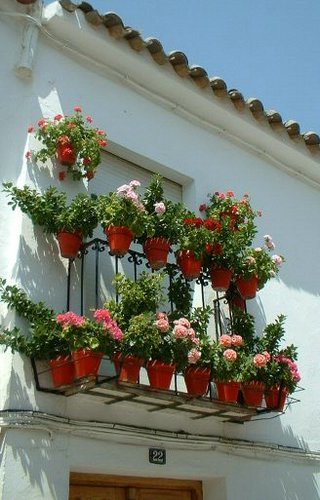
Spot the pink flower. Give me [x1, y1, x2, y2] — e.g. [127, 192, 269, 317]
[156, 312, 168, 320]
[174, 318, 190, 328]
[93, 309, 111, 323]
[27, 125, 34, 133]
[156, 318, 169, 332]
[188, 348, 201, 364]
[54, 114, 63, 121]
[223, 349, 237, 362]
[58, 171, 66, 181]
[25, 150, 32, 159]
[218, 192, 225, 199]
[56, 311, 85, 328]
[99, 139, 107, 147]
[226, 191, 234, 197]
[253, 353, 267, 367]
[154, 202, 166, 215]
[67, 122, 76, 129]
[97, 129, 105, 136]
[74, 106, 82, 113]
[129, 180, 141, 189]
[199, 203, 207, 212]
[191, 336, 200, 346]
[108, 321, 123, 341]
[219, 335, 232, 348]
[187, 327, 196, 339]
[37, 118, 47, 128]
[117, 184, 131, 195]
[86, 115, 93, 123]
[231, 334, 243, 347]
[173, 324, 188, 338]
[257, 210, 263, 217]
[272, 255, 283, 266]
[262, 351, 271, 362]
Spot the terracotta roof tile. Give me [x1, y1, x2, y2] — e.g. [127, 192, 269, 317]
[58, 0, 320, 154]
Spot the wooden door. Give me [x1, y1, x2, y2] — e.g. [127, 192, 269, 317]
[128, 488, 192, 499]
[69, 484, 125, 500]
[69, 473, 202, 500]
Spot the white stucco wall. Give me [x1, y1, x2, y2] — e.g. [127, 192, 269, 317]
[1, 2, 320, 499]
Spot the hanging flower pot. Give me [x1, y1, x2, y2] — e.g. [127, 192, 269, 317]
[236, 275, 258, 300]
[210, 267, 233, 292]
[49, 354, 75, 387]
[215, 380, 240, 403]
[143, 237, 171, 270]
[265, 385, 288, 411]
[56, 230, 83, 259]
[176, 250, 202, 280]
[105, 225, 134, 257]
[56, 135, 76, 166]
[183, 365, 211, 397]
[241, 380, 265, 407]
[72, 349, 103, 379]
[115, 354, 144, 384]
[146, 360, 176, 390]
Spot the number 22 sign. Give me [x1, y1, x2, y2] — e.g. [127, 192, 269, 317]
[149, 448, 166, 465]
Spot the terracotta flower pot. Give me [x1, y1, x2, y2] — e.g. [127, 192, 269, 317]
[115, 354, 144, 384]
[183, 365, 211, 396]
[72, 349, 103, 379]
[56, 136, 76, 166]
[236, 275, 259, 300]
[56, 230, 83, 259]
[210, 267, 233, 292]
[241, 380, 265, 407]
[49, 354, 74, 387]
[143, 237, 170, 270]
[146, 360, 176, 390]
[177, 250, 202, 280]
[105, 225, 134, 257]
[265, 385, 288, 411]
[215, 380, 240, 403]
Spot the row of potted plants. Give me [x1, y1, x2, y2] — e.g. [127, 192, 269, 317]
[3, 177, 284, 300]
[0, 273, 300, 411]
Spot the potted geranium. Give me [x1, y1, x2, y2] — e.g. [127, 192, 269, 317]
[176, 213, 214, 279]
[259, 315, 300, 411]
[211, 333, 245, 403]
[98, 180, 147, 256]
[105, 271, 166, 382]
[200, 190, 260, 292]
[234, 236, 284, 299]
[140, 174, 186, 269]
[3, 183, 98, 259]
[0, 279, 123, 385]
[172, 307, 213, 396]
[27, 106, 107, 181]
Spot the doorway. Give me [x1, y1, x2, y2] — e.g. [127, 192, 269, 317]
[69, 473, 203, 500]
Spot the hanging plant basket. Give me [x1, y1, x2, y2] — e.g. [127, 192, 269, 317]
[176, 249, 202, 280]
[56, 230, 83, 259]
[105, 225, 134, 257]
[143, 237, 170, 270]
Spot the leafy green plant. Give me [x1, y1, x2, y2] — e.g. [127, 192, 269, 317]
[3, 183, 98, 237]
[98, 180, 147, 236]
[234, 244, 284, 287]
[27, 106, 107, 180]
[141, 174, 187, 244]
